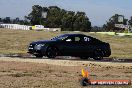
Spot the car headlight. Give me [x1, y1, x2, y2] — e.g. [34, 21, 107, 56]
[34, 44, 45, 50]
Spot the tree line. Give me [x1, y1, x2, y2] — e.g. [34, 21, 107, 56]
[0, 17, 30, 25]
[25, 5, 91, 31]
[1, 5, 132, 32]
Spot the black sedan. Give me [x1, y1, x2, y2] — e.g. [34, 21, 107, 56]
[28, 34, 111, 60]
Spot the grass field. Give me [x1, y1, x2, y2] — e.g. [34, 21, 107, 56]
[0, 28, 132, 59]
[0, 28, 132, 88]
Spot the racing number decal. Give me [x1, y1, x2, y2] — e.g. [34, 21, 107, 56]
[84, 37, 90, 42]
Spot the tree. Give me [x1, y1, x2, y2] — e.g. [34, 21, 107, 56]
[0, 18, 2, 22]
[26, 5, 91, 31]
[91, 26, 104, 32]
[73, 12, 91, 31]
[46, 6, 62, 28]
[128, 16, 132, 26]
[12, 17, 20, 24]
[104, 14, 127, 32]
[102, 24, 107, 31]
[3, 17, 11, 23]
[61, 11, 75, 31]
[27, 5, 43, 25]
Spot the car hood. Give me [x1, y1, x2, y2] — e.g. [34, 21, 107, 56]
[31, 40, 56, 44]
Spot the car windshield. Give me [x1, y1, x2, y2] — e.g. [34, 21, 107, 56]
[51, 35, 68, 41]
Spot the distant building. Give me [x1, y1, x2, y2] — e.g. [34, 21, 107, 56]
[0, 24, 61, 31]
[0, 24, 32, 30]
[32, 25, 45, 30]
[46, 28, 61, 31]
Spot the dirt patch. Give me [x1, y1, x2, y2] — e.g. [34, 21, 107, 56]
[0, 57, 131, 88]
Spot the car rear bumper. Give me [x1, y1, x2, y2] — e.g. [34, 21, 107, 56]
[104, 50, 111, 57]
[103, 45, 111, 57]
[100, 43, 111, 57]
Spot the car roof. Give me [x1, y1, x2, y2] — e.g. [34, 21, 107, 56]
[59, 33, 101, 41]
[61, 33, 99, 40]
[62, 33, 86, 37]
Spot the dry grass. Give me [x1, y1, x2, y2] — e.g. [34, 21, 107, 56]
[0, 61, 131, 88]
[0, 28, 132, 58]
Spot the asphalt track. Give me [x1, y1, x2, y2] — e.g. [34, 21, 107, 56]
[0, 57, 132, 68]
[0, 53, 132, 64]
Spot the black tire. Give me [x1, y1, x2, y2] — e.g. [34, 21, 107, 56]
[34, 54, 43, 58]
[46, 47, 58, 58]
[80, 57, 88, 60]
[93, 49, 103, 60]
[93, 56, 103, 60]
[80, 77, 90, 86]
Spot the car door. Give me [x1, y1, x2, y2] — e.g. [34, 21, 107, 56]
[71, 36, 88, 56]
[59, 36, 75, 56]
[72, 36, 94, 56]
[72, 36, 84, 56]
[81, 36, 94, 56]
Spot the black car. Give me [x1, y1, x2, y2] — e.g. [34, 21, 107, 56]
[28, 34, 111, 60]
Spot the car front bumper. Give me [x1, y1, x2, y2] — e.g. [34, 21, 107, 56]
[28, 44, 47, 55]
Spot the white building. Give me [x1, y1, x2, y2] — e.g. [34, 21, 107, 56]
[0, 23, 61, 31]
[32, 25, 44, 30]
[0, 24, 32, 30]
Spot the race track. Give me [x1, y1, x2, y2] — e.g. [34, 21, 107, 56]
[0, 56, 132, 67]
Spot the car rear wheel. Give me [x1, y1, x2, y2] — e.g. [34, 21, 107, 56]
[93, 49, 103, 60]
[34, 54, 43, 58]
[46, 47, 58, 58]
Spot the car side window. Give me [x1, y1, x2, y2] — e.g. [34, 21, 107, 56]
[65, 36, 74, 42]
[66, 39, 72, 42]
[75, 37, 81, 42]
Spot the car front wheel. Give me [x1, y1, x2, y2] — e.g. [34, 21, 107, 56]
[46, 47, 58, 58]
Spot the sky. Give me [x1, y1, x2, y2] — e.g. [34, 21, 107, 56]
[0, 0, 132, 26]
